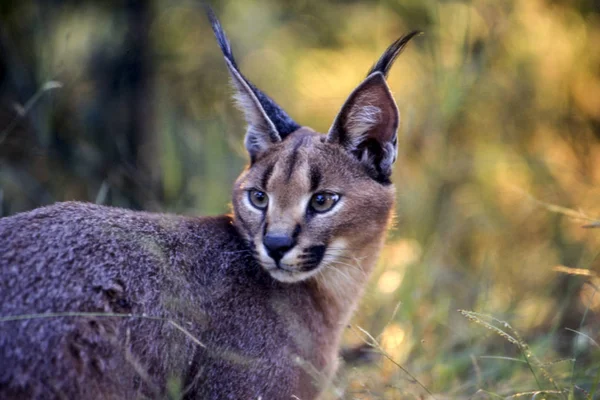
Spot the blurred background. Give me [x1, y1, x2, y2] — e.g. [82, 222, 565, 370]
[1, 0, 599, 398]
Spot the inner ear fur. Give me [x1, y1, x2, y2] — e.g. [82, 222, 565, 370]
[206, 6, 300, 162]
[327, 72, 399, 183]
[224, 58, 281, 160]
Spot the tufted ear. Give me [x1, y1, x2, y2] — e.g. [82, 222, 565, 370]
[206, 6, 300, 161]
[223, 57, 281, 159]
[327, 73, 399, 183]
[327, 31, 421, 183]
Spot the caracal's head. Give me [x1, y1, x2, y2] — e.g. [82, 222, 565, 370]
[207, 9, 420, 283]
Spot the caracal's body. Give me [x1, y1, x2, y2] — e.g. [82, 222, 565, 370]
[0, 7, 419, 399]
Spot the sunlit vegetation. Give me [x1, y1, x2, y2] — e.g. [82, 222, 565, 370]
[1, 0, 599, 397]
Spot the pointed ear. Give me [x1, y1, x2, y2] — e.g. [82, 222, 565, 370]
[205, 5, 301, 161]
[224, 58, 281, 160]
[326, 30, 421, 182]
[327, 72, 399, 183]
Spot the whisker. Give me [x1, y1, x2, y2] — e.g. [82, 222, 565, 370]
[298, 256, 320, 263]
[333, 255, 366, 262]
[327, 260, 367, 278]
[327, 265, 355, 287]
[326, 247, 362, 252]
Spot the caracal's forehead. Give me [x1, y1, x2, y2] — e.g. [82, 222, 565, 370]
[241, 127, 369, 197]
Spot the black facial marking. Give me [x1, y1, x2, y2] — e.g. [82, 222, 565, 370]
[286, 151, 298, 182]
[309, 245, 326, 261]
[301, 245, 326, 271]
[263, 221, 268, 237]
[261, 163, 275, 190]
[285, 138, 305, 183]
[309, 166, 322, 192]
[236, 212, 253, 237]
[292, 224, 301, 239]
[305, 207, 316, 222]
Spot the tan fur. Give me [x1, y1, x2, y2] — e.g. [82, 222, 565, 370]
[230, 126, 396, 388]
[0, 13, 417, 397]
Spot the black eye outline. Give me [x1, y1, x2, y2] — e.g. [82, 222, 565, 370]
[248, 189, 269, 210]
[309, 192, 340, 213]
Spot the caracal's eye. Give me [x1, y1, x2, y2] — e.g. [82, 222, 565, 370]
[310, 192, 340, 213]
[249, 189, 269, 210]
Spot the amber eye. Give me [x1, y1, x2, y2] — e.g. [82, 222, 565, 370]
[248, 189, 269, 210]
[310, 192, 340, 213]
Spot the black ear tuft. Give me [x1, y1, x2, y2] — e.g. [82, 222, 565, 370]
[367, 31, 422, 78]
[205, 5, 301, 139]
[205, 4, 238, 69]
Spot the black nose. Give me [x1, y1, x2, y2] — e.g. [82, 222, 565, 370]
[263, 234, 295, 263]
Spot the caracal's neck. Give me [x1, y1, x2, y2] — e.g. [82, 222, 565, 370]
[310, 234, 387, 332]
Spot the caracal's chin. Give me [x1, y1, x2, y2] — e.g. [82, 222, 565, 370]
[264, 263, 324, 283]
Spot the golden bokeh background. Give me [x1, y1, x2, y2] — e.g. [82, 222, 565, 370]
[1, 0, 599, 397]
